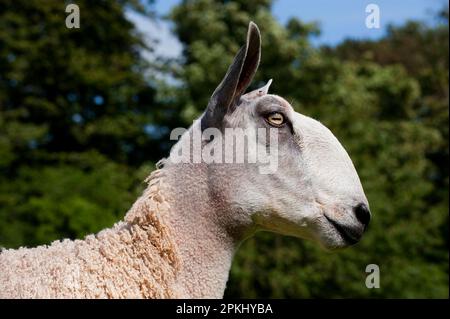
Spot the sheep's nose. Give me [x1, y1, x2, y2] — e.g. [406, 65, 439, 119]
[354, 203, 371, 228]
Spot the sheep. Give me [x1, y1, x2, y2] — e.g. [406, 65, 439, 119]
[0, 22, 371, 298]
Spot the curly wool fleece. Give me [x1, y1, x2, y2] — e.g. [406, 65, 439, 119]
[0, 171, 181, 298]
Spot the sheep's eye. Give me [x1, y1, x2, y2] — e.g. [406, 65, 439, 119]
[265, 112, 285, 127]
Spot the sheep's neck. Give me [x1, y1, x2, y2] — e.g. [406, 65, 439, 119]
[162, 164, 237, 298]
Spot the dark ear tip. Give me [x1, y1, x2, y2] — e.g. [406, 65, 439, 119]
[249, 21, 259, 30]
[247, 21, 261, 48]
[248, 21, 261, 38]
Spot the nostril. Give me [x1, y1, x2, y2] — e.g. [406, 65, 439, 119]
[354, 203, 371, 227]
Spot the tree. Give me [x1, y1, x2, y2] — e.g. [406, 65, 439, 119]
[0, 0, 160, 247]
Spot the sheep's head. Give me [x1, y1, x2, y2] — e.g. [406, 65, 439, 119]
[169, 22, 370, 250]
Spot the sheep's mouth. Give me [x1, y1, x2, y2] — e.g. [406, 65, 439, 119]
[324, 215, 361, 245]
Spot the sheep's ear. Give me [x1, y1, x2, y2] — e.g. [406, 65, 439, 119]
[241, 79, 272, 100]
[202, 22, 261, 130]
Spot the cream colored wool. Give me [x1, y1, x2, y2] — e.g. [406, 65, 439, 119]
[0, 170, 181, 298]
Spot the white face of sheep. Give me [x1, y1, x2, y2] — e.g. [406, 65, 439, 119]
[172, 22, 370, 250]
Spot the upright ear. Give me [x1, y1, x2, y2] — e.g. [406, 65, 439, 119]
[201, 22, 261, 130]
[241, 79, 272, 100]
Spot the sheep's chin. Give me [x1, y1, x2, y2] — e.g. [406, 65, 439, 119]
[311, 216, 360, 251]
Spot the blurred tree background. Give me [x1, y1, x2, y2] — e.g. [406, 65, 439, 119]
[0, 0, 448, 298]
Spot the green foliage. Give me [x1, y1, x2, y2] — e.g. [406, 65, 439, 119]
[0, 0, 157, 246]
[0, 0, 447, 298]
[0, 152, 145, 247]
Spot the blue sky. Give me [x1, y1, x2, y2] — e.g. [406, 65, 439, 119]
[129, 0, 445, 57]
[271, 0, 444, 44]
